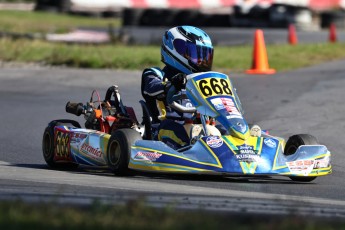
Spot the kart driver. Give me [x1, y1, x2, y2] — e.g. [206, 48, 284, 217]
[141, 25, 214, 149]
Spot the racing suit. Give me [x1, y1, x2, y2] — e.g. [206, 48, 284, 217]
[141, 65, 180, 123]
[141, 66, 190, 149]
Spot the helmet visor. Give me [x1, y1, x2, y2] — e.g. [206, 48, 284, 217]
[174, 39, 213, 72]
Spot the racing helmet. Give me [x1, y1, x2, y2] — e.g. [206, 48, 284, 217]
[161, 26, 214, 74]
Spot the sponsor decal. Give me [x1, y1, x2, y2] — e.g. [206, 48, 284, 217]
[210, 98, 225, 110]
[70, 132, 87, 143]
[264, 138, 276, 148]
[235, 154, 261, 163]
[185, 102, 194, 108]
[235, 144, 260, 162]
[236, 144, 257, 155]
[206, 136, 223, 148]
[80, 143, 103, 158]
[221, 98, 241, 116]
[210, 97, 242, 119]
[236, 122, 245, 129]
[134, 151, 162, 161]
[314, 158, 330, 169]
[286, 160, 315, 175]
[226, 115, 243, 119]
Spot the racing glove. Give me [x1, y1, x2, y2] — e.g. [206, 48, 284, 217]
[171, 73, 186, 91]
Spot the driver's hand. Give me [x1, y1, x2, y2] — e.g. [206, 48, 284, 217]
[171, 73, 186, 91]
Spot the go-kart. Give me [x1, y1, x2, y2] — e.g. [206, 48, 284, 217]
[42, 72, 331, 182]
[42, 85, 141, 168]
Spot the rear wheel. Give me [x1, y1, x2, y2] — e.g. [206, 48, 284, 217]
[284, 134, 318, 182]
[42, 120, 80, 169]
[42, 126, 56, 167]
[107, 129, 141, 175]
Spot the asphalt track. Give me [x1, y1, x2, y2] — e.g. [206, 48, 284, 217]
[1, 60, 345, 217]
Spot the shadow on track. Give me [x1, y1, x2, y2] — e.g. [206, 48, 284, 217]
[10, 163, 307, 185]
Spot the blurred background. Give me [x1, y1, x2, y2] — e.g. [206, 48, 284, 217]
[1, 0, 345, 71]
[23, 0, 345, 29]
[2, 0, 345, 28]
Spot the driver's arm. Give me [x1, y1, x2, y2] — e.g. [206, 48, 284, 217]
[142, 74, 165, 97]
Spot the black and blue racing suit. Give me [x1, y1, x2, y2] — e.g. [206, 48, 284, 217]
[141, 65, 180, 123]
[141, 66, 191, 149]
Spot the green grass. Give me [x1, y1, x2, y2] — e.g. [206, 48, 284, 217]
[1, 10, 345, 72]
[0, 200, 344, 230]
[215, 42, 345, 73]
[1, 38, 345, 72]
[0, 10, 120, 34]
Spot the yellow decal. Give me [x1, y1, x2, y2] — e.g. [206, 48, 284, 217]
[158, 129, 187, 146]
[56, 131, 70, 157]
[239, 162, 258, 174]
[223, 135, 262, 174]
[196, 77, 233, 99]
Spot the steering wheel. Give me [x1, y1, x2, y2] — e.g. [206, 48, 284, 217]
[166, 85, 196, 114]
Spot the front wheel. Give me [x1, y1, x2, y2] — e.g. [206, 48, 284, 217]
[284, 134, 318, 182]
[107, 129, 142, 176]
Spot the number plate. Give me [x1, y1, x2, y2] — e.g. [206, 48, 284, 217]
[196, 77, 233, 98]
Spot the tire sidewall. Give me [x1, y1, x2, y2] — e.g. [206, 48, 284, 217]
[107, 132, 127, 173]
[284, 134, 318, 156]
[107, 129, 141, 175]
[284, 134, 319, 182]
[42, 126, 56, 167]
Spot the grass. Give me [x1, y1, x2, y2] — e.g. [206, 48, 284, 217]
[0, 200, 344, 230]
[1, 10, 345, 72]
[216, 42, 345, 73]
[0, 10, 120, 34]
[1, 38, 345, 72]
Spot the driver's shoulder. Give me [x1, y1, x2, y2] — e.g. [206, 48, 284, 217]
[142, 67, 164, 79]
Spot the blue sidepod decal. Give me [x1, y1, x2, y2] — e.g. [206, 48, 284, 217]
[130, 136, 280, 174]
[129, 136, 330, 176]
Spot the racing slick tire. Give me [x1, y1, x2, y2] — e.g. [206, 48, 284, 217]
[107, 128, 142, 176]
[42, 119, 80, 169]
[284, 134, 318, 182]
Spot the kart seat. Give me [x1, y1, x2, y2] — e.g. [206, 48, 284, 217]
[140, 100, 154, 140]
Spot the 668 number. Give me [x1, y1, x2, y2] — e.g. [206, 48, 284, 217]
[198, 78, 232, 97]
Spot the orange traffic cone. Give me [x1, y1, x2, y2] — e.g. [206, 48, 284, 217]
[288, 24, 298, 45]
[329, 23, 337, 43]
[246, 29, 276, 75]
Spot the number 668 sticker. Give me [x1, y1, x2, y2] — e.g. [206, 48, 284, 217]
[196, 77, 233, 98]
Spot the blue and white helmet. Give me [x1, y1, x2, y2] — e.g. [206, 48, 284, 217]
[161, 26, 214, 74]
